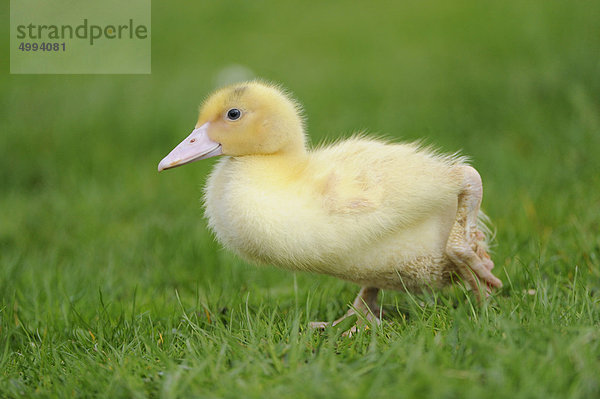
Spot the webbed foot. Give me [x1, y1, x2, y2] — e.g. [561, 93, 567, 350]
[447, 166, 502, 300]
[310, 287, 381, 336]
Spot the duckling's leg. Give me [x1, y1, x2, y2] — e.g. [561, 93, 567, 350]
[310, 287, 381, 335]
[446, 166, 502, 299]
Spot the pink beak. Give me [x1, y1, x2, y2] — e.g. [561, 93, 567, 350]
[158, 123, 222, 171]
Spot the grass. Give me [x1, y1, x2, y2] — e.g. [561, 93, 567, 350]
[1, 0, 599, 397]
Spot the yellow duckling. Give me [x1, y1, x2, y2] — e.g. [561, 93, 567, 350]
[158, 81, 502, 330]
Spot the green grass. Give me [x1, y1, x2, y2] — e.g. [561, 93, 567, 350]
[1, 1, 599, 397]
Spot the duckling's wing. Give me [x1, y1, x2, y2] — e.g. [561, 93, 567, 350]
[311, 138, 464, 230]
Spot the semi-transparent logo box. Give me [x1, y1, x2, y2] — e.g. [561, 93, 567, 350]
[10, 0, 151, 74]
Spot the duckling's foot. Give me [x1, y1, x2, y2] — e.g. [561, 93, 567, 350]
[447, 166, 503, 301]
[310, 287, 381, 336]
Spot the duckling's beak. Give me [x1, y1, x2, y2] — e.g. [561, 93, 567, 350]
[158, 123, 222, 171]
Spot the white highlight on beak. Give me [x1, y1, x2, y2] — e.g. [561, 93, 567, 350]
[158, 123, 222, 171]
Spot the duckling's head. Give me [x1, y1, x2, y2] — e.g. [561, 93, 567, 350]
[158, 81, 306, 171]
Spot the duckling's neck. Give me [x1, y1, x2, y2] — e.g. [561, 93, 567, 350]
[277, 129, 308, 158]
[231, 150, 309, 184]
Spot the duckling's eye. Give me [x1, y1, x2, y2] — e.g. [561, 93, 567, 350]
[226, 108, 242, 121]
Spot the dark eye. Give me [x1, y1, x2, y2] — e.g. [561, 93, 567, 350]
[226, 108, 242, 121]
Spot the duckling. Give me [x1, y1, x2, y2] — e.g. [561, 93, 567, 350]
[158, 81, 502, 331]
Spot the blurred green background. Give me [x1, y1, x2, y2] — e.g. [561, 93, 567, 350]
[1, 1, 599, 398]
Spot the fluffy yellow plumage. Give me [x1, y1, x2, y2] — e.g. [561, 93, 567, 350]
[159, 81, 502, 332]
